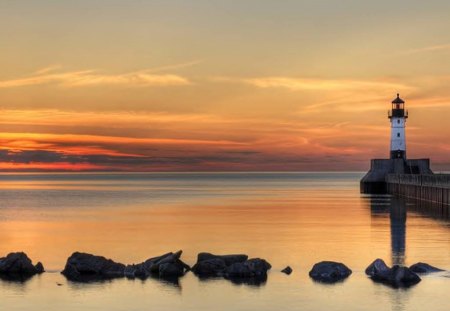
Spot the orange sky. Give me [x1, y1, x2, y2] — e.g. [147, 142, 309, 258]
[0, 1, 450, 171]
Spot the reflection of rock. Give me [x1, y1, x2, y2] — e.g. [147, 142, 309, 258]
[0, 252, 45, 281]
[148, 275, 181, 288]
[192, 253, 271, 285]
[281, 266, 293, 275]
[125, 250, 190, 279]
[365, 259, 421, 287]
[62, 252, 125, 282]
[409, 262, 444, 273]
[226, 274, 268, 286]
[308, 261, 352, 283]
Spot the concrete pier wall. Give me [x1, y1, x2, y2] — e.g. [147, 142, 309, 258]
[360, 158, 432, 194]
[386, 174, 450, 206]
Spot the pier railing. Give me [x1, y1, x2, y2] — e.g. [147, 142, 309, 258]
[386, 174, 450, 206]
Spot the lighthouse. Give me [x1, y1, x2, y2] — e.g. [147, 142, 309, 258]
[388, 94, 408, 159]
[360, 94, 432, 193]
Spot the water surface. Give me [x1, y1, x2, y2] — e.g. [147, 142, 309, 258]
[0, 172, 448, 311]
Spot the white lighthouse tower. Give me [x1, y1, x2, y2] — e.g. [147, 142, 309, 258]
[388, 93, 408, 159]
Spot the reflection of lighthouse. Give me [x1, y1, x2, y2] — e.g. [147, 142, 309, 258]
[389, 198, 406, 266]
[367, 196, 406, 266]
[389, 94, 408, 159]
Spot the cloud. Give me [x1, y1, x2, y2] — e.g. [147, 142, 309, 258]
[406, 43, 450, 54]
[216, 76, 412, 92]
[145, 60, 202, 73]
[0, 68, 191, 89]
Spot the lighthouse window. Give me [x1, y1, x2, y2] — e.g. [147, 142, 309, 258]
[397, 133, 400, 137]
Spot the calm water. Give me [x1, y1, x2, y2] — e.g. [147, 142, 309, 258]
[0, 172, 448, 311]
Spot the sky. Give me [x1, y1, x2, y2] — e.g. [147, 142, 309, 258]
[1, 0, 450, 171]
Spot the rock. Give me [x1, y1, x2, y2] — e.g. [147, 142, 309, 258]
[125, 250, 190, 279]
[192, 258, 227, 277]
[61, 252, 125, 282]
[281, 266, 292, 275]
[196, 253, 248, 266]
[0, 252, 45, 278]
[365, 259, 421, 287]
[192, 253, 271, 284]
[309, 261, 352, 283]
[159, 262, 185, 277]
[409, 262, 444, 274]
[192, 252, 248, 277]
[35, 262, 45, 274]
[388, 266, 421, 287]
[225, 258, 271, 278]
[365, 258, 390, 278]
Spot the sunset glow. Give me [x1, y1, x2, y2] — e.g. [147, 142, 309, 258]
[1, 1, 450, 171]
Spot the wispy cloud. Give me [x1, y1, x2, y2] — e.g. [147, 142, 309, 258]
[216, 76, 412, 92]
[145, 60, 202, 73]
[0, 67, 191, 89]
[406, 43, 450, 54]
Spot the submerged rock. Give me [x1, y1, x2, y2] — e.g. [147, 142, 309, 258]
[281, 266, 293, 275]
[125, 250, 190, 279]
[0, 252, 45, 279]
[309, 261, 352, 283]
[409, 262, 444, 274]
[365, 259, 421, 287]
[61, 252, 125, 282]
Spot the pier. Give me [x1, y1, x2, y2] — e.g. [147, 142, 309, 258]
[386, 174, 450, 206]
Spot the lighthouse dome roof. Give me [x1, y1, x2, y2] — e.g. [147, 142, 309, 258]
[392, 93, 405, 104]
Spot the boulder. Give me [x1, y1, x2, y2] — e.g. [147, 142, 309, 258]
[309, 261, 352, 283]
[225, 258, 271, 278]
[192, 253, 271, 284]
[281, 266, 293, 275]
[125, 250, 190, 279]
[388, 266, 421, 287]
[196, 253, 248, 266]
[191, 258, 227, 277]
[61, 252, 125, 282]
[0, 252, 45, 278]
[365, 258, 390, 278]
[159, 262, 184, 277]
[365, 259, 421, 287]
[35, 262, 45, 274]
[192, 252, 248, 277]
[409, 262, 444, 274]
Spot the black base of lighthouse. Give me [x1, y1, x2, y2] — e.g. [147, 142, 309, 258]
[390, 150, 406, 159]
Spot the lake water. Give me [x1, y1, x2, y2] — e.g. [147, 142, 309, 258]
[0, 172, 448, 311]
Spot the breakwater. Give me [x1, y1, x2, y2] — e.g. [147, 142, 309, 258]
[386, 174, 450, 206]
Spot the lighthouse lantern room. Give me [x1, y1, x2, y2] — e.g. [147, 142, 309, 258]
[388, 93, 408, 159]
